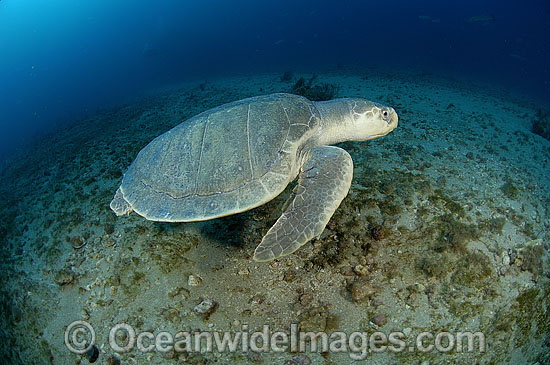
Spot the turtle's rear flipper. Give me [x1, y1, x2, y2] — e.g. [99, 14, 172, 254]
[110, 187, 133, 216]
[253, 146, 353, 262]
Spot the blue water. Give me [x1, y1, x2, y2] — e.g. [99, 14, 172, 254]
[0, 0, 549, 155]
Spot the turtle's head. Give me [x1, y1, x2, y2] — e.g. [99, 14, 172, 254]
[315, 98, 398, 145]
[345, 99, 398, 141]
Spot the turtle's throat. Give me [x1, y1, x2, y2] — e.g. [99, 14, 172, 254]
[314, 99, 356, 146]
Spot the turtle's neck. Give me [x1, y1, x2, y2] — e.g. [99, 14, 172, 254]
[313, 99, 356, 146]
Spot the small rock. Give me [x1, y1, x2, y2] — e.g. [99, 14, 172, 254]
[136, 226, 148, 235]
[104, 224, 115, 235]
[283, 269, 296, 282]
[238, 267, 250, 275]
[85, 344, 99, 363]
[105, 355, 120, 365]
[161, 349, 177, 360]
[284, 354, 311, 365]
[354, 264, 369, 276]
[371, 313, 387, 327]
[54, 268, 75, 286]
[194, 299, 217, 315]
[82, 308, 90, 320]
[501, 252, 511, 266]
[298, 306, 328, 333]
[71, 236, 85, 247]
[247, 351, 263, 363]
[299, 293, 313, 306]
[188, 275, 202, 287]
[249, 294, 264, 305]
[104, 238, 115, 248]
[350, 278, 378, 303]
[109, 275, 121, 286]
[370, 225, 385, 240]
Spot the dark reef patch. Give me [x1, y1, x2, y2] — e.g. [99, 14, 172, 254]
[532, 108, 550, 141]
[290, 75, 338, 101]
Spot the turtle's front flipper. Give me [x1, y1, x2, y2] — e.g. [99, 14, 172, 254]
[253, 146, 353, 262]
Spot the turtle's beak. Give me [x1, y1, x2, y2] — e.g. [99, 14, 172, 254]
[389, 108, 398, 130]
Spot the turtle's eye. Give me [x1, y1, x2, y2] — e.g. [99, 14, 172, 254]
[381, 109, 390, 121]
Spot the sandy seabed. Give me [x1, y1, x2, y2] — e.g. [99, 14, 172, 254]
[0, 69, 549, 364]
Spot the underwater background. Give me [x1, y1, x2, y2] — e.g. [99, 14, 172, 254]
[1, 0, 549, 157]
[1, 0, 550, 364]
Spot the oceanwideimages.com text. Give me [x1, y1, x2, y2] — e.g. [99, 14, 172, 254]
[65, 321, 486, 360]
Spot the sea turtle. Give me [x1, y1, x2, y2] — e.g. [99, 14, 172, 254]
[111, 93, 398, 261]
